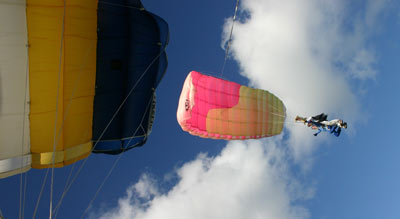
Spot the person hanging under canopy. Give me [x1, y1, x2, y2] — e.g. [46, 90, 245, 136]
[295, 113, 347, 137]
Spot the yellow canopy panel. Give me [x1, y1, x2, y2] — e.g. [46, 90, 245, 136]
[27, 0, 98, 168]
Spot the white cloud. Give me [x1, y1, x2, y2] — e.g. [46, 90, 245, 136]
[133, 174, 160, 200]
[94, 141, 311, 219]
[365, 0, 389, 28]
[223, 0, 383, 161]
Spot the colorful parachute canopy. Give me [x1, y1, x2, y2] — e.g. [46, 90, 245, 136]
[177, 71, 286, 140]
[92, 0, 169, 154]
[0, 0, 168, 178]
[0, 0, 98, 178]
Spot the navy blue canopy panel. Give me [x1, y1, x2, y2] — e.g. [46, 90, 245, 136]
[92, 0, 169, 154]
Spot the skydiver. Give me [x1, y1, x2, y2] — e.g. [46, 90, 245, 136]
[295, 113, 347, 136]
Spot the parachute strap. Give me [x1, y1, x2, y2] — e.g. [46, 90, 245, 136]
[31, 142, 92, 168]
[0, 155, 31, 179]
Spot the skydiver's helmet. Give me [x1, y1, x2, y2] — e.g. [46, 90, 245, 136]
[339, 120, 347, 129]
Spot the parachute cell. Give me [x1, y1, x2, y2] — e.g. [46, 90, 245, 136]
[177, 71, 286, 140]
[92, 0, 169, 154]
[0, 0, 31, 178]
[27, 0, 97, 168]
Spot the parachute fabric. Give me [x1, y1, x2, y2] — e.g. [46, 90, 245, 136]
[177, 71, 286, 140]
[27, 0, 97, 168]
[0, 0, 31, 178]
[92, 0, 169, 154]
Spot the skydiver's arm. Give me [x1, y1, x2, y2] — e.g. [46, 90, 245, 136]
[313, 128, 322, 136]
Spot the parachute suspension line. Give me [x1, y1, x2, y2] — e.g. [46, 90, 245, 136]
[269, 111, 286, 118]
[18, 172, 23, 219]
[80, 92, 155, 219]
[33, 24, 96, 219]
[264, 99, 286, 118]
[98, 1, 144, 10]
[59, 162, 76, 207]
[33, 169, 50, 219]
[78, 154, 124, 218]
[220, 0, 240, 77]
[50, 41, 95, 217]
[49, 1, 66, 218]
[54, 42, 95, 151]
[52, 164, 77, 219]
[19, 38, 30, 219]
[51, 46, 167, 217]
[49, 42, 96, 217]
[55, 164, 76, 211]
[28, 2, 96, 217]
[22, 172, 28, 219]
[140, 125, 146, 135]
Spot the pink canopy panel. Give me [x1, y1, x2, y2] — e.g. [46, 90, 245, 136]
[177, 71, 286, 140]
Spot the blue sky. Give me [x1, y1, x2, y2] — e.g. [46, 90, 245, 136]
[1, 0, 400, 218]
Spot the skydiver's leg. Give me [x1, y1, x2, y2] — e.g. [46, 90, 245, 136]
[295, 116, 307, 123]
[336, 127, 341, 137]
[329, 126, 339, 136]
